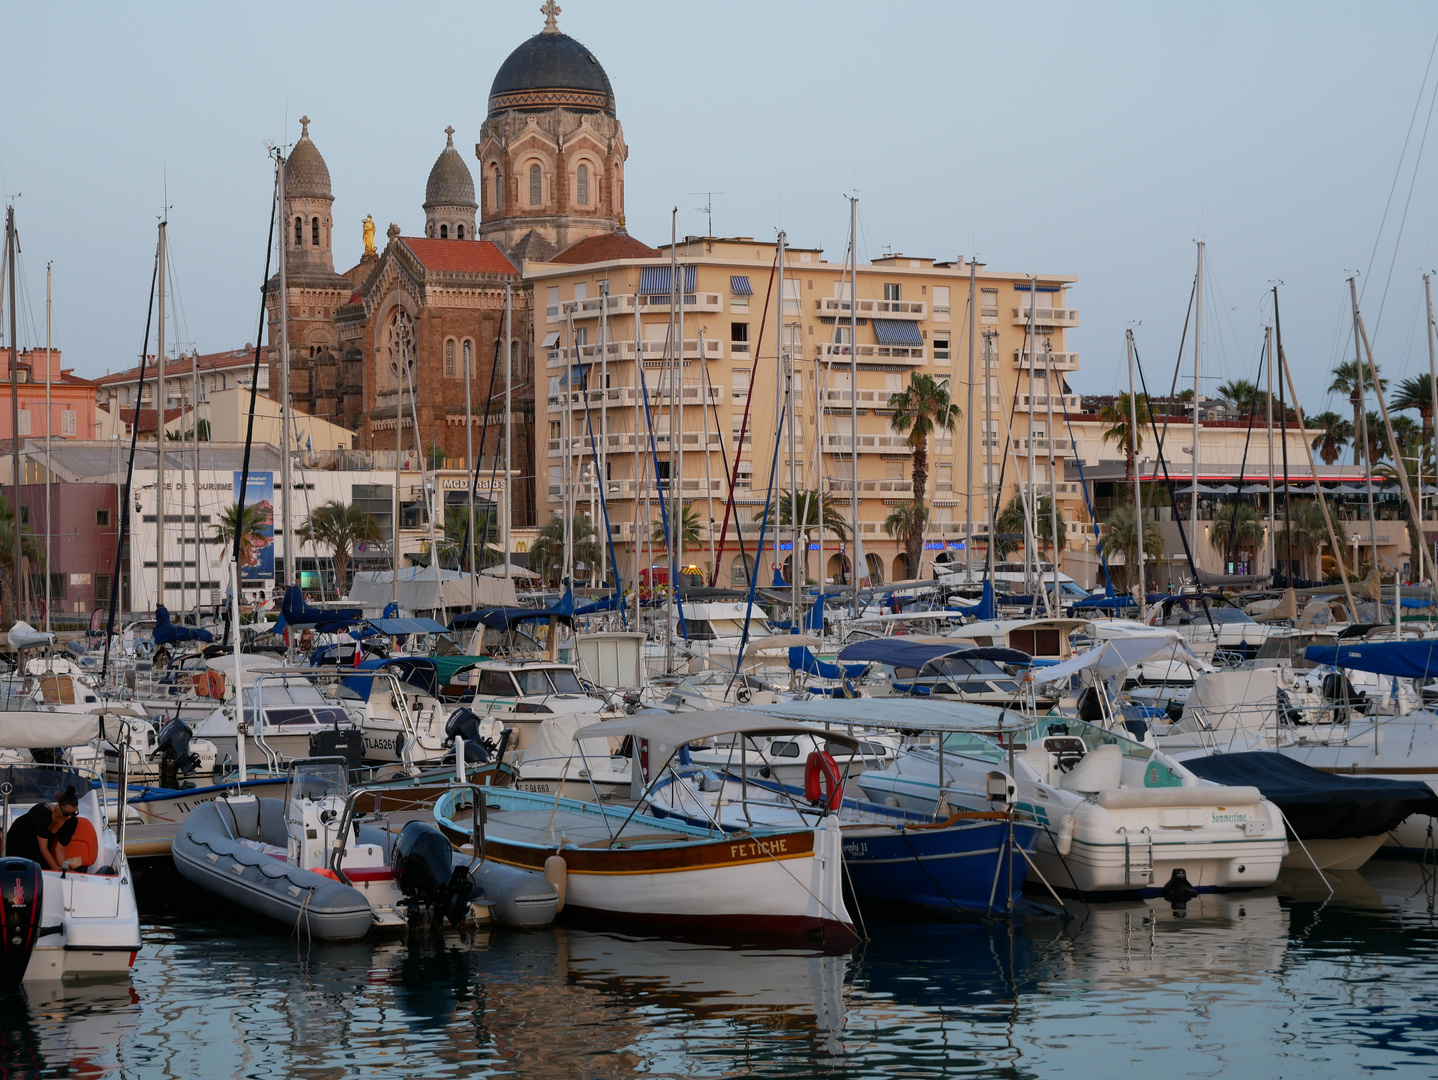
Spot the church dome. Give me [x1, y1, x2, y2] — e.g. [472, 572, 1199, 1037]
[488, 12, 614, 118]
[425, 127, 476, 209]
[285, 116, 333, 200]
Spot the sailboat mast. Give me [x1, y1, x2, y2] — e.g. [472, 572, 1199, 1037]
[1265, 325, 1275, 576]
[1127, 329, 1145, 620]
[1044, 339, 1060, 614]
[156, 220, 167, 616]
[192, 349, 202, 621]
[599, 278, 609, 589]
[503, 283, 512, 589]
[783, 233, 799, 628]
[1348, 276, 1382, 576]
[277, 158, 292, 597]
[1024, 276, 1038, 602]
[965, 255, 976, 578]
[664, 212, 678, 673]
[848, 197, 860, 614]
[1190, 241, 1203, 574]
[464, 303, 475, 607]
[44, 263, 52, 634]
[1426, 273, 1437, 571]
[774, 234, 785, 589]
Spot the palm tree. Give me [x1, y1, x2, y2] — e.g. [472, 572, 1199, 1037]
[752, 490, 851, 541]
[295, 500, 383, 596]
[210, 502, 270, 576]
[530, 513, 599, 585]
[1097, 392, 1150, 487]
[1310, 411, 1352, 466]
[1393, 374, 1436, 444]
[887, 373, 959, 577]
[1391, 414, 1422, 462]
[1212, 502, 1265, 566]
[654, 503, 703, 548]
[1103, 505, 1163, 592]
[883, 501, 927, 578]
[438, 505, 500, 572]
[1274, 500, 1330, 581]
[994, 494, 1065, 563]
[1217, 379, 1267, 412]
[1328, 359, 1386, 466]
[0, 498, 43, 626]
[1362, 410, 1387, 465]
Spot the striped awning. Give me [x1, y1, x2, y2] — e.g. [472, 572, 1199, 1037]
[730, 275, 753, 296]
[873, 319, 924, 346]
[639, 265, 697, 295]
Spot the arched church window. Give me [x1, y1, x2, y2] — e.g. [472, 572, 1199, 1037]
[444, 338, 457, 378]
[312, 217, 320, 246]
[440, 224, 449, 239]
[529, 164, 542, 206]
[463, 339, 473, 379]
[383, 308, 416, 393]
[492, 165, 502, 210]
[576, 164, 589, 206]
[511, 340, 521, 378]
[457, 224, 465, 240]
[294, 217, 302, 246]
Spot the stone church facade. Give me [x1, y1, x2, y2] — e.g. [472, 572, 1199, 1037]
[263, 8, 633, 530]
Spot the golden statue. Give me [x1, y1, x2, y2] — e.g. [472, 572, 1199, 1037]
[362, 214, 376, 257]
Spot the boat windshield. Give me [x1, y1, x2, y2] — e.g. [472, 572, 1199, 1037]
[1019, 716, 1154, 761]
[936, 731, 1007, 762]
[288, 759, 348, 802]
[0, 763, 101, 805]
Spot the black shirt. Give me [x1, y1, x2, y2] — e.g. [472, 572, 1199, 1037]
[6, 803, 57, 865]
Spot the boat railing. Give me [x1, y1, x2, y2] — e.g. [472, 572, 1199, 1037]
[329, 781, 488, 887]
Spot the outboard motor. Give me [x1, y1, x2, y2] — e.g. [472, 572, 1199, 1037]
[156, 716, 201, 787]
[444, 709, 492, 765]
[0, 858, 43, 993]
[391, 820, 476, 928]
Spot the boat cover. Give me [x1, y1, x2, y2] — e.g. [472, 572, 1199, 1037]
[1030, 635, 1201, 686]
[1071, 592, 1138, 609]
[787, 647, 870, 680]
[1183, 751, 1438, 839]
[449, 606, 572, 631]
[368, 618, 448, 636]
[152, 606, 214, 646]
[6, 621, 55, 650]
[835, 639, 1030, 670]
[280, 586, 362, 633]
[1305, 640, 1438, 679]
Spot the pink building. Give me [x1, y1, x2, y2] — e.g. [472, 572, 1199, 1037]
[0, 349, 99, 442]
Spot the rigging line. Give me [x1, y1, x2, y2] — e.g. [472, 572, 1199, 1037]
[100, 246, 160, 684]
[634, 329, 683, 636]
[1158, 277, 1197, 449]
[1055, 383, 1114, 594]
[1361, 26, 1438, 305]
[1373, 64, 1438, 345]
[728, 399, 786, 691]
[461, 339, 503, 580]
[1220, 337, 1268, 572]
[576, 365, 625, 617]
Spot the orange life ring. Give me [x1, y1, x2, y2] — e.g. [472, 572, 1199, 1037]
[803, 750, 843, 811]
[193, 670, 226, 699]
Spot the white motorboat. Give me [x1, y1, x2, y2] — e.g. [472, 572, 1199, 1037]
[190, 664, 363, 772]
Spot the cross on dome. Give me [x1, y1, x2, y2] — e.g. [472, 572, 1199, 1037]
[299, 115, 311, 137]
[444, 125, 455, 145]
[540, 0, 561, 33]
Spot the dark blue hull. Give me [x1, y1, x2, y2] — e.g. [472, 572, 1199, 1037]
[840, 818, 1040, 916]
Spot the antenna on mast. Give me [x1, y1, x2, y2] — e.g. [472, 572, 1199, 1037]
[690, 192, 723, 237]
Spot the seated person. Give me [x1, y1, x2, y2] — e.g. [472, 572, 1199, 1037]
[6, 786, 80, 871]
[51, 813, 98, 872]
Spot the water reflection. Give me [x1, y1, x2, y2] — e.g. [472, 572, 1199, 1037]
[5, 862, 1438, 1078]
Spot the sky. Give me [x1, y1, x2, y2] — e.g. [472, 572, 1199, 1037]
[3, 1, 1438, 418]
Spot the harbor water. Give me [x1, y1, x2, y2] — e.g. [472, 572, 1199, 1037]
[7, 861, 1438, 1079]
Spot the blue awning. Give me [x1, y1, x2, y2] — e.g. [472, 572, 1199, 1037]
[873, 319, 924, 347]
[836, 640, 1031, 670]
[369, 618, 449, 636]
[730, 275, 753, 296]
[1305, 641, 1438, 679]
[639, 266, 697, 295]
[557, 364, 587, 387]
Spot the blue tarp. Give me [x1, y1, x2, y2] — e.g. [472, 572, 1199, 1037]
[969, 580, 997, 621]
[1072, 593, 1138, 609]
[152, 605, 213, 646]
[450, 607, 571, 631]
[369, 618, 449, 636]
[836, 639, 1031, 670]
[340, 657, 390, 699]
[788, 647, 869, 680]
[1305, 640, 1438, 680]
[572, 593, 625, 617]
[281, 586, 363, 633]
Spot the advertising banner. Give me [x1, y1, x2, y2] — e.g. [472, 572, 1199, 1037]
[233, 471, 275, 581]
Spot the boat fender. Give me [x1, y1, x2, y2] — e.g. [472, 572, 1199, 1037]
[1056, 815, 1076, 857]
[543, 855, 567, 913]
[803, 750, 843, 811]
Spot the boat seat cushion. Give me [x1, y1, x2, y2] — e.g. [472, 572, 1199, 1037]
[53, 816, 99, 872]
[1016, 744, 1053, 784]
[1059, 743, 1123, 794]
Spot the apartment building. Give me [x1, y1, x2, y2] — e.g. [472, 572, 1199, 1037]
[527, 235, 1080, 587]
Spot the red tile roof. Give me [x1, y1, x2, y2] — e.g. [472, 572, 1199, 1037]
[98, 346, 270, 386]
[552, 230, 661, 264]
[400, 238, 517, 276]
[116, 407, 184, 433]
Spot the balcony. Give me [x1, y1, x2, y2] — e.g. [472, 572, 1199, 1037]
[1015, 392, 1082, 412]
[824, 478, 915, 497]
[568, 477, 728, 502]
[1016, 480, 1083, 498]
[549, 385, 722, 411]
[557, 294, 636, 320]
[814, 297, 928, 320]
[1012, 305, 1080, 328]
[551, 339, 724, 366]
[547, 432, 726, 456]
[821, 433, 913, 454]
[820, 388, 890, 409]
[818, 342, 926, 366]
[1012, 350, 1080, 371]
[638, 292, 724, 314]
[1009, 436, 1076, 457]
